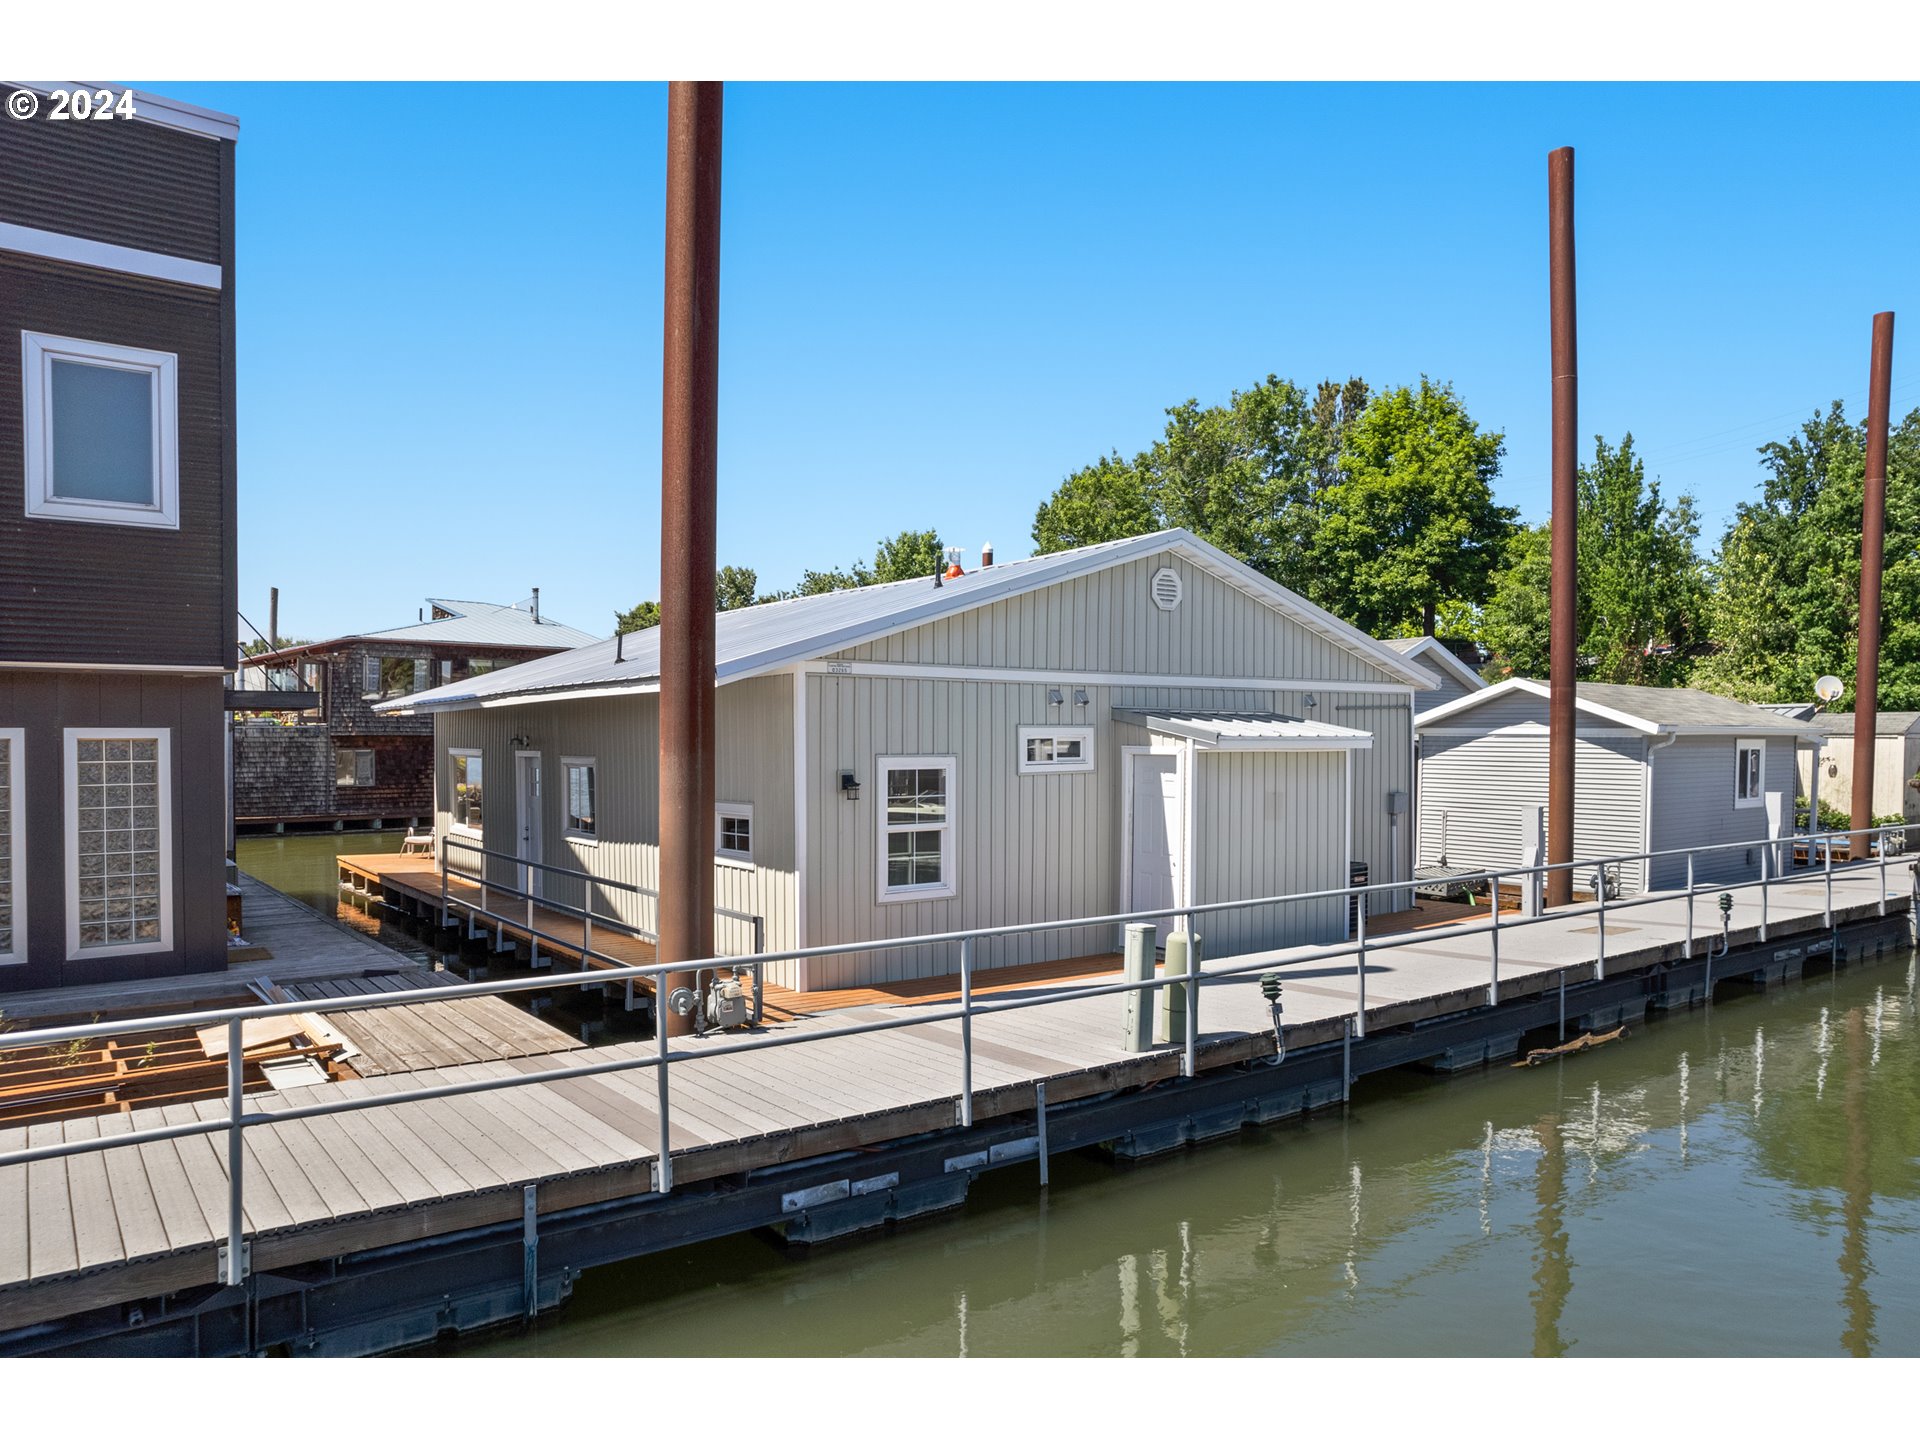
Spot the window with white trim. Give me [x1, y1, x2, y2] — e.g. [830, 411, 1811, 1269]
[365, 656, 428, 699]
[22, 332, 180, 529]
[716, 802, 753, 864]
[1018, 725, 1095, 774]
[1734, 737, 1765, 809]
[1, 730, 23, 965]
[450, 749, 484, 833]
[65, 729, 172, 959]
[563, 758, 597, 839]
[336, 748, 375, 787]
[879, 757, 956, 900]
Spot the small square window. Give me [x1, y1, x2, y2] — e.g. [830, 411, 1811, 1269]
[336, 749, 375, 787]
[564, 759, 597, 839]
[22, 332, 179, 529]
[717, 803, 753, 863]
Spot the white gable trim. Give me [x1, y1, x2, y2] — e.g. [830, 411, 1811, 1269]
[1416, 678, 1661, 735]
[1387, 635, 1486, 693]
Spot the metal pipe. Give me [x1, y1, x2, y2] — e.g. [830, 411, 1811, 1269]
[1342, 1016, 1352, 1103]
[225, 1017, 245, 1286]
[1035, 1080, 1050, 1187]
[1546, 143, 1578, 909]
[1182, 913, 1199, 1080]
[1852, 311, 1896, 842]
[522, 1184, 539, 1320]
[1761, 844, 1770, 941]
[1595, 868, 1607, 980]
[1826, 829, 1836, 929]
[959, 935, 974, 1126]
[656, 79, 724, 1037]
[1686, 852, 1695, 958]
[1353, 900, 1368, 1038]
[1488, 886, 1501, 1007]
[654, 1007, 674, 1194]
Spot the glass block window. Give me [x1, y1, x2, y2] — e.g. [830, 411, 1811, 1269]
[716, 802, 752, 862]
[0, 732, 21, 964]
[68, 731, 169, 956]
[879, 758, 956, 899]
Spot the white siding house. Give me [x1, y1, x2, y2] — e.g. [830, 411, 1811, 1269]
[379, 530, 1439, 990]
[1383, 636, 1486, 715]
[1416, 679, 1817, 895]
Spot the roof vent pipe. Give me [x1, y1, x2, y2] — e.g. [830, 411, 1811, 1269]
[981, 541, 993, 567]
[616, 630, 625, 663]
[934, 555, 943, 588]
[532, 587, 541, 623]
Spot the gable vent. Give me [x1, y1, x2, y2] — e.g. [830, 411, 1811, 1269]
[1150, 566, 1184, 612]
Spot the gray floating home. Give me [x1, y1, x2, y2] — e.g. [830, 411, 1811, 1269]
[1415, 679, 1818, 896]
[1381, 635, 1486, 715]
[380, 530, 1441, 991]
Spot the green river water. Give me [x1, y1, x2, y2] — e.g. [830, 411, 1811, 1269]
[238, 833, 1920, 1358]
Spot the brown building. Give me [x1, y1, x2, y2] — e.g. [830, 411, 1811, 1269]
[1, 84, 240, 993]
[233, 598, 596, 829]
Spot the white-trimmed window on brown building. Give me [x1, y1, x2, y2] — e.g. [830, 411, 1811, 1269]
[336, 748, 375, 787]
[21, 332, 180, 530]
[64, 728, 172, 959]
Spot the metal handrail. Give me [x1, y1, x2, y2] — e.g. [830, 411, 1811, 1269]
[0, 821, 1908, 1296]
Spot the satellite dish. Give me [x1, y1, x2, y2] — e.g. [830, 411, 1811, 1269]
[1815, 675, 1845, 703]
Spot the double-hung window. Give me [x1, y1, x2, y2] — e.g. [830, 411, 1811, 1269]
[450, 749, 484, 834]
[65, 729, 172, 959]
[716, 802, 753, 864]
[21, 332, 179, 529]
[1, 729, 23, 966]
[563, 758, 597, 840]
[336, 748, 375, 787]
[878, 757, 956, 901]
[1734, 737, 1765, 809]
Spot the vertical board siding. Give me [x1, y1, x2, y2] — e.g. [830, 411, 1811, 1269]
[804, 676, 1408, 988]
[1410, 666, 1478, 715]
[1417, 731, 1650, 894]
[1646, 735, 1795, 890]
[1193, 752, 1347, 957]
[828, 552, 1388, 684]
[433, 676, 799, 987]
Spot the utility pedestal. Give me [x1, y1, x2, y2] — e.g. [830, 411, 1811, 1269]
[1157, 932, 1194, 1045]
[1121, 923, 1155, 1052]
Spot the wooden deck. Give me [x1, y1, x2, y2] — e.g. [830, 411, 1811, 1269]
[272, 974, 584, 1078]
[0, 864, 1908, 1333]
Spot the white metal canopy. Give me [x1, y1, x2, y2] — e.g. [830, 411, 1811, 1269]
[1114, 711, 1374, 752]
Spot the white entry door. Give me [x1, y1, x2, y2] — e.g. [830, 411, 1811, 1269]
[516, 752, 543, 899]
[1127, 751, 1184, 919]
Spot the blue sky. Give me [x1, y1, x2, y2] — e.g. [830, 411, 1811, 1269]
[147, 81, 1920, 643]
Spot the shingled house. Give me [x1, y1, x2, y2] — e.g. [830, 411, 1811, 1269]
[232, 597, 596, 830]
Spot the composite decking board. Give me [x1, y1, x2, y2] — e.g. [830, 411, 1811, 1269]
[503, 1058, 664, 1155]
[63, 1118, 132, 1272]
[174, 1100, 300, 1234]
[426, 1077, 613, 1181]
[0, 1129, 31, 1287]
[331, 1075, 499, 1196]
[657, 1052, 836, 1136]
[101, 1112, 209, 1257]
[129, 1108, 229, 1246]
[530, 1065, 708, 1152]
[269, 1101, 421, 1213]
[25, 1122, 77, 1281]
[887, 1019, 1073, 1078]
[225, 1105, 345, 1228]
[712, 1034, 950, 1119]
[371, 1082, 539, 1193]
[663, 1044, 849, 1130]
[445, 1062, 653, 1169]
[567, 1056, 757, 1146]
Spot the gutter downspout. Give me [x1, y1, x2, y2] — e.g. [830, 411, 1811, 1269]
[1643, 730, 1678, 894]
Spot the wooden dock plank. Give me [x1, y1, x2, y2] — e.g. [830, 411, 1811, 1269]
[63, 1117, 131, 1272]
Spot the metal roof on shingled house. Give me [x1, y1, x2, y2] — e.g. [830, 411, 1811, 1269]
[373, 529, 1443, 715]
[240, 598, 600, 663]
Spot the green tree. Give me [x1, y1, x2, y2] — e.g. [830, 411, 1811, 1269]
[614, 564, 763, 634]
[1308, 377, 1514, 635]
[613, 598, 662, 634]
[1692, 402, 1920, 707]
[869, 529, 946, 584]
[1030, 374, 1368, 599]
[1481, 434, 1706, 684]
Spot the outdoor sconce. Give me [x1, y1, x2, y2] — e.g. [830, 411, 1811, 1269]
[840, 770, 861, 800]
[509, 733, 531, 748]
[1047, 687, 1064, 706]
[1073, 688, 1090, 707]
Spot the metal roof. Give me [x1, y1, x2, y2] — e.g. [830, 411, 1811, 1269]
[1380, 635, 1487, 692]
[241, 598, 598, 666]
[1113, 711, 1374, 751]
[1416, 678, 1819, 737]
[376, 529, 1442, 714]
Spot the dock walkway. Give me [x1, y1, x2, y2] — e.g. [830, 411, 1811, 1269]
[0, 865, 1909, 1337]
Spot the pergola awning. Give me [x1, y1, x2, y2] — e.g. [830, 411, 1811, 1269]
[1114, 711, 1374, 752]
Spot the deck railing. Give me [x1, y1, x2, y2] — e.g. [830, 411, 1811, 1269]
[1, 822, 1912, 1291]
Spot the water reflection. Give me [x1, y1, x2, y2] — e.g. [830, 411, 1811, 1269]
[455, 952, 1918, 1359]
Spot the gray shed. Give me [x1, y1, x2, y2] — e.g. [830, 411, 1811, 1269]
[1797, 712, 1920, 826]
[379, 529, 1440, 990]
[1415, 679, 1817, 895]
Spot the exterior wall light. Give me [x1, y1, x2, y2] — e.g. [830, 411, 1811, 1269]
[840, 770, 861, 800]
